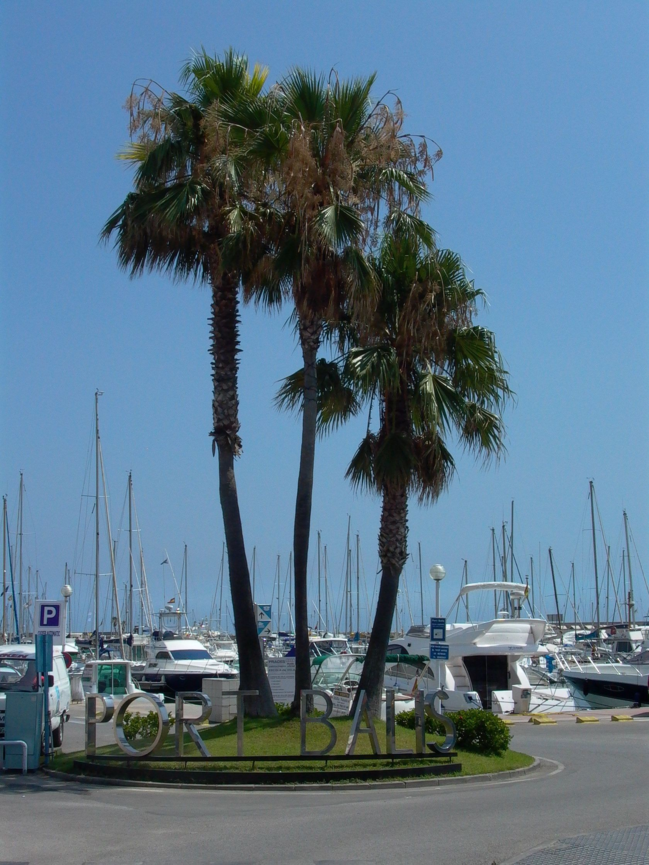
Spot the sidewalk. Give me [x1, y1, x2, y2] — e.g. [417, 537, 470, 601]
[497, 706, 649, 724]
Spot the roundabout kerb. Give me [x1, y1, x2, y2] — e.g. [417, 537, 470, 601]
[78, 686, 463, 785]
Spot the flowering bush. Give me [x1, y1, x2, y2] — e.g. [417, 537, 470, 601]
[395, 707, 511, 755]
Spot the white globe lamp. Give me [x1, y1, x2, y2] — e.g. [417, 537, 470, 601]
[429, 564, 446, 616]
[61, 584, 73, 642]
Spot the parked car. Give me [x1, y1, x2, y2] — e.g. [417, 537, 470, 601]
[0, 644, 72, 747]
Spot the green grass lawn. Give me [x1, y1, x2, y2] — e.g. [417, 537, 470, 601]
[51, 715, 533, 780]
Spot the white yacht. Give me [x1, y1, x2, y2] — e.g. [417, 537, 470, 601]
[388, 582, 577, 713]
[558, 648, 649, 709]
[132, 610, 237, 695]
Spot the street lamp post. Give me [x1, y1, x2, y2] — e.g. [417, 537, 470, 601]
[61, 584, 73, 646]
[429, 564, 446, 690]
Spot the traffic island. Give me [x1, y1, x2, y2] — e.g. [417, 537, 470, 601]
[51, 714, 534, 786]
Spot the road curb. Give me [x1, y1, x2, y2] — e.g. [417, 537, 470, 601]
[42, 756, 544, 792]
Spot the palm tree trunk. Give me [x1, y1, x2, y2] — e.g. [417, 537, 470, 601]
[353, 483, 408, 717]
[291, 311, 322, 712]
[210, 272, 275, 717]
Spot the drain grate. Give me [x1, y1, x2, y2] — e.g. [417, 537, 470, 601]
[512, 824, 649, 865]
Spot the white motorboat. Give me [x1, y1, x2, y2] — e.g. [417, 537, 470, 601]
[388, 582, 577, 714]
[310, 654, 417, 719]
[558, 648, 649, 709]
[132, 610, 237, 695]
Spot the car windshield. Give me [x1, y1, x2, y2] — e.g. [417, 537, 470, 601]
[0, 659, 37, 692]
[170, 649, 211, 661]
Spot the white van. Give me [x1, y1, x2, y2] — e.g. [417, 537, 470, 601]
[0, 644, 72, 748]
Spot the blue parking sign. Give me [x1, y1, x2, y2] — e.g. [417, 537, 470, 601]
[39, 603, 61, 628]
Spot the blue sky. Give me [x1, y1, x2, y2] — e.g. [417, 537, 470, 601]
[1, 1, 647, 634]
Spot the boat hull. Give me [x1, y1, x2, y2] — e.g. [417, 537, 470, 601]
[563, 669, 649, 709]
[137, 671, 237, 696]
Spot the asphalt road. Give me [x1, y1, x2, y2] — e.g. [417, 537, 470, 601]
[1, 719, 648, 865]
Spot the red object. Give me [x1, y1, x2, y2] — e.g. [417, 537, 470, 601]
[63, 652, 72, 669]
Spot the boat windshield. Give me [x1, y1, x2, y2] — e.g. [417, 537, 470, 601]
[0, 659, 38, 692]
[170, 649, 212, 661]
[311, 655, 362, 688]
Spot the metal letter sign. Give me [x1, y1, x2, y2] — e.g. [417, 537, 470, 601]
[255, 603, 272, 637]
[429, 643, 449, 660]
[430, 616, 446, 641]
[35, 600, 65, 646]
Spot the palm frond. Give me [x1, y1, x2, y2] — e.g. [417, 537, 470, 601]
[385, 210, 436, 250]
[460, 404, 507, 463]
[313, 203, 365, 251]
[280, 68, 327, 123]
[348, 344, 400, 392]
[412, 433, 456, 505]
[275, 359, 362, 435]
[379, 167, 431, 203]
[333, 74, 375, 139]
[345, 433, 377, 494]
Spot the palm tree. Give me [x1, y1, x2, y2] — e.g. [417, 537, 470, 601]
[349, 233, 511, 715]
[101, 50, 276, 716]
[279, 228, 511, 715]
[229, 69, 437, 709]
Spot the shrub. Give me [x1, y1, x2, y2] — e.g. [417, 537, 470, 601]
[395, 707, 511, 756]
[122, 710, 174, 741]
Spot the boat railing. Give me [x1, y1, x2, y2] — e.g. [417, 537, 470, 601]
[557, 653, 642, 677]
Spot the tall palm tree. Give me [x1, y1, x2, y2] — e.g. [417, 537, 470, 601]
[348, 232, 511, 715]
[229, 70, 438, 709]
[101, 50, 276, 716]
[279, 228, 511, 715]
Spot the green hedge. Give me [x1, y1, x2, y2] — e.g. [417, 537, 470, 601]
[396, 707, 511, 756]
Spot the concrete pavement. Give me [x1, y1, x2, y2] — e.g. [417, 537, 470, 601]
[1, 717, 648, 864]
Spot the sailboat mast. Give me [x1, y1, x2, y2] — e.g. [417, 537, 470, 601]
[184, 544, 189, 632]
[100, 437, 124, 657]
[128, 471, 133, 641]
[2, 496, 6, 643]
[95, 390, 102, 659]
[589, 480, 601, 636]
[510, 501, 515, 585]
[491, 527, 497, 617]
[356, 532, 360, 635]
[571, 561, 576, 626]
[17, 472, 23, 638]
[623, 511, 634, 626]
[324, 545, 329, 634]
[276, 554, 280, 634]
[288, 552, 292, 631]
[345, 516, 351, 635]
[418, 541, 424, 626]
[139, 548, 144, 632]
[530, 556, 535, 615]
[548, 547, 563, 644]
[317, 531, 321, 633]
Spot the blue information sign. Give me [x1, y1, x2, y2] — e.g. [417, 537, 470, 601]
[429, 642, 449, 660]
[430, 616, 446, 641]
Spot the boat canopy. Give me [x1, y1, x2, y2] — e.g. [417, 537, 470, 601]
[458, 581, 527, 599]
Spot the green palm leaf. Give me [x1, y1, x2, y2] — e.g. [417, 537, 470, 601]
[313, 203, 365, 251]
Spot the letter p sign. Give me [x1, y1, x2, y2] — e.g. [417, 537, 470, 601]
[40, 604, 60, 627]
[35, 599, 64, 645]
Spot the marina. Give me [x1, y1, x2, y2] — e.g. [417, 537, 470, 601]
[2, 4, 647, 864]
